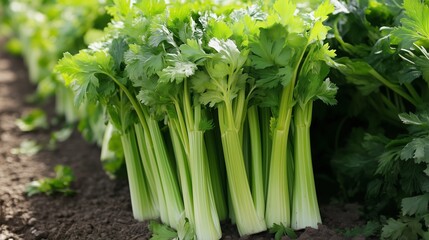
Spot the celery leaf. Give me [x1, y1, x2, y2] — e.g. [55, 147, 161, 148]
[15, 109, 48, 132]
[149, 221, 178, 240]
[124, 44, 164, 82]
[392, 0, 429, 47]
[249, 24, 291, 69]
[402, 194, 429, 216]
[56, 50, 115, 104]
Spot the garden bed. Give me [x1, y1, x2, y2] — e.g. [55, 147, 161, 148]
[0, 42, 364, 240]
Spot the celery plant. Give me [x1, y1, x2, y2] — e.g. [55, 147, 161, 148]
[249, 0, 335, 228]
[192, 38, 267, 235]
[56, 38, 185, 227]
[123, 4, 224, 237]
[292, 45, 338, 229]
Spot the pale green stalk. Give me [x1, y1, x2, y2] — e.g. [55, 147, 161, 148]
[147, 116, 184, 229]
[168, 121, 194, 224]
[120, 127, 158, 221]
[134, 124, 160, 209]
[187, 92, 221, 239]
[247, 105, 265, 218]
[260, 107, 272, 197]
[265, 83, 294, 228]
[218, 102, 267, 235]
[189, 130, 222, 239]
[265, 45, 308, 228]
[291, 102, 321, 229]
[204, 128, 228, 221]
[106, 72, 184, 228]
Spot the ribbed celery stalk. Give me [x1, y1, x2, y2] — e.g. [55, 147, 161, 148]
[292, 102, 321, 229]
[134, 124, 160, 209]
[204, 128, 228, 221]
[247, 106, 265, 218]
[265, 83, 294, 228]
[168, 121, 194, 224]
[135, 122, 169, 226]
[120, 128, 158, 221]
[218, 103, 266, 236]
[146, 116, 184, 229]
[260, 107, 272, 197]
[186, 93, 221, 239]
[189, 130, 221, 239]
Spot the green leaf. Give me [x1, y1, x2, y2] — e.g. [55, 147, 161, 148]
[48, 127, 74, 150]
[295, 51, 337, 106]
[158, 60, 198, 84]
[254, 67, 293, 89]
[308, 21, 330, 43]
[206, 19, 233, 40]
[149, 24, 177, 48]
[135, 0, 166, 17]
[381, 218, 407, 239]
[25, 165, 75, 197]
[179, 39, 209, 63]
[107, 0, 133, 19]
[313, 0, 335, 21]
[402, 194, 429, 216]
[109, 38, 128, 72]
[56, 50, 115, 105]
[316, 79, 338, 105]
[382, 217, 424, 240]
[400, 137, 429, 163]
[414, 46, 429, 83]
[392, 0, 429, 47]
[177, 216, 195, 240]
[191, 70, 224, 107]
[334, 58, 382, 95]
[249, 24, 292, 69]
[208, 38, 247, 70]
[399, 112, 429, 126]
[15, 109, 48, 132]
[124, 44, 164, 82]
[273, 0, 296, 27]
[11, 140, 42, 156]
[343, 221, 381, 238]
[269, 223, 297, 240]
[149, 221, 178, 240]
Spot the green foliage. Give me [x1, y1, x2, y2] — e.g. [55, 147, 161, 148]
[149, 221, 178, 240]
[343, 221, 381, 238]
[56, 50, 116, 105]
[269, 223, 297, 240]
[381, 217, 429, 240]
[329, 0, 429, 238]
[25, 165, 75, 196]
[10, 140, 43, 156]
[15, 109, 48, 132]
[47, 126, 74, 150]
[391, 0, 429, 47]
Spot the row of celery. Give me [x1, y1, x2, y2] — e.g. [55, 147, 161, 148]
[2, 0, 338, 238]
[55, 0, 338, 239]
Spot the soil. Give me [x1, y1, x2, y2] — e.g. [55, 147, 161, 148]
[0, 41, 366, 240]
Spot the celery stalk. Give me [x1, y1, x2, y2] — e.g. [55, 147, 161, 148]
[292, 102, 321, 229]
[189, 130, 222, 239]
[265, 83, 294, 228]
[120, 128, 158, 221]
[247, 106, 265, 218]
[218, 102, 266, 236]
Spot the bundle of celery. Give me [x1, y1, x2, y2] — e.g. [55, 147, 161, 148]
[56, 0, 338, 238]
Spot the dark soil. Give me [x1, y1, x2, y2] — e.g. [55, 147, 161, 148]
[0, 41, 366, 240]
